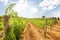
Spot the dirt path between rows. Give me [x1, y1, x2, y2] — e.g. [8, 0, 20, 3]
[22, 21, 60, 40]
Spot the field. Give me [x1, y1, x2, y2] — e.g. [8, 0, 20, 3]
[0, 16, 57, 40]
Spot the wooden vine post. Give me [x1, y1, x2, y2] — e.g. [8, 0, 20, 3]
[4, 15, 9, 39]
[44, 19, 47, 38]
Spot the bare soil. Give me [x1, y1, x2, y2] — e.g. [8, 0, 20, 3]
[22, 20, 60, 40]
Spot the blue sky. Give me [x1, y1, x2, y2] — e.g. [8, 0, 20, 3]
[0, 0, 60, 18]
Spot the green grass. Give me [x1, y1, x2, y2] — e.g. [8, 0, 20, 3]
[0, 22, 4, 30]
[29, 18, 53, 29]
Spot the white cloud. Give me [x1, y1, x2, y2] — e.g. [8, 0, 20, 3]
[13, 0, 38, 18]
[30, 7, 38, 13]
[53, 11, 60, 17]
[39, 0, 60, 10]
[0, 0, 8, 5]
